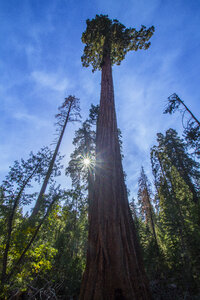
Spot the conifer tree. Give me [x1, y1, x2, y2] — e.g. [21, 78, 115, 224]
[151, 131, 200, 291]
[80, 14, 154, 300]
[31, 96, 81, 217]
[66, 105, 98, 224]
[137, 167, 164, 280]
[157, 129, 199, 203]
[66, 120, 96, 189]
[138, 167, 158, 246]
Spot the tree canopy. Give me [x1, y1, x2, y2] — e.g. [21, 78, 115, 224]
[81, 14, 155, 71]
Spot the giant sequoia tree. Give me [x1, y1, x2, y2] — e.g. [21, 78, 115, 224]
[79, 15, 154, 300]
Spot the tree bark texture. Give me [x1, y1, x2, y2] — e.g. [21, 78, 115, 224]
[79, 55, 151, 300]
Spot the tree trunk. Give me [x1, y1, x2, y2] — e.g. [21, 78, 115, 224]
[31, 100, 73, 218]
[79, 55, 151, 300]
[180, 98, 200, 127]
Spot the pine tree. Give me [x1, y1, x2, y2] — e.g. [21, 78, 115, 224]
[80, 15, 154, 300]
[157, 129, 199, 203]
[137, 167, 163, 280]
[31, 95, 81, 217]
[66, 120, 96, 189]
[138, 167, 157, 243]
[66, 105, 98, 224]
[151, 131, 200, 291]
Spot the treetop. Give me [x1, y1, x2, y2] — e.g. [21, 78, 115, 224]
[81, 14, 155, 72]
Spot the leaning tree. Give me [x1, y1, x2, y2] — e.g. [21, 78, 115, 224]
[31, 95, 81, 218]
[164, 93, 200, 157]
[79, 15, 154, 300]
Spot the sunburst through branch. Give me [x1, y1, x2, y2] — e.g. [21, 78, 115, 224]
[83, 158, 90, 166]
[79, 154, 95, 172]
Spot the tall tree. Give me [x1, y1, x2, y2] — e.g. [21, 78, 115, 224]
[66, 119, 96, 189]
[31, 95, 81, 218]
[137, 167, 164, 280]
[156, 129, 199, 203]
[138, 167, 158, 246]
[150, 133, 200, 291]
[80, 15, 154, 300]
[66, 104, 99, 222]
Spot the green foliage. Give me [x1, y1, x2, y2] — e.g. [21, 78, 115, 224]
[0, 147, 60, 208]
[137, 218, 164, 278]
[88, 104, 99, 125]
[66, 120, 96, 188]
[1, 92, 200, 299]
[81, 14, 154, 71]
[150, 130, 200, 291]
[40, 188, 88, 298]
[0, 147, 64, 298]
[136, 167, 164, 280]
[153, 129, 200, 203]
[66, 104, 99, 190]
[0, 182, 88, 299]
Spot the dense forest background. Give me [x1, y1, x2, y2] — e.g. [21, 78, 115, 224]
[0, 93, 200, 299]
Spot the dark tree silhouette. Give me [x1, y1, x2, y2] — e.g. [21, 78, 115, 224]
[79, 15, 154, 300]
[164, 93, 200, 157]
[156, 129, 199, 203]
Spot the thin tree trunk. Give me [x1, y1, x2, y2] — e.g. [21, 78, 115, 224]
[80, 55, 151, 300]
[31, 101, 73, 218]
[180, 99, 200, 126]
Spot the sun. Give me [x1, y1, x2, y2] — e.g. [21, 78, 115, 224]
[79, 155, 95, 171]
[83, 158, 91, 166]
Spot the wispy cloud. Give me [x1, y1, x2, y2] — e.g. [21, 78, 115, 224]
[13, 112, 50, 129]
[31, 71, 70, 92]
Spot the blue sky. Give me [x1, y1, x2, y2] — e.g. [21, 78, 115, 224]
[0, 0, 200, 200]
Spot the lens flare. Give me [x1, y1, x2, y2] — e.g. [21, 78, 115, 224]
[83, 158, 90, 166]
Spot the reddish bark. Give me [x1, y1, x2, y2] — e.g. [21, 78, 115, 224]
[79, 55, 151, 300]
